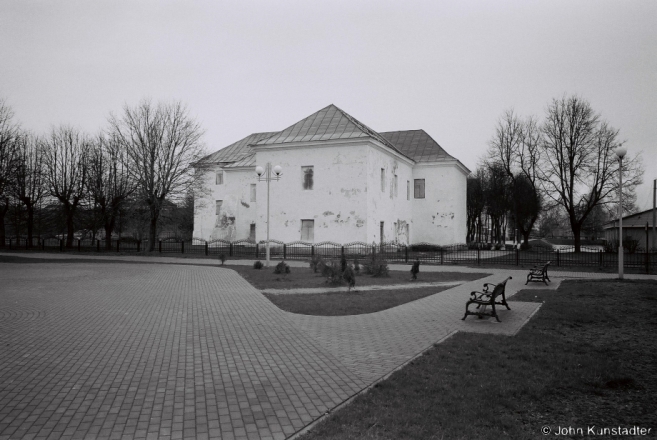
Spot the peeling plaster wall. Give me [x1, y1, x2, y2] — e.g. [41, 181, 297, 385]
[254, 143, 369, 243]
[366, 147, 414, 244]
[192, 167, 257, 241]
[411, 163, 468, 244]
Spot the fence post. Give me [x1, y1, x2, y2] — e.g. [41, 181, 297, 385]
[556, 249, 560, 267]
[405, 245, 408, 263]
[137, 240, 141, 252]
[205, 241, 209, 256]
[159, 240, 162, 253]
[181, 241, 184, 254]
[599, 250, 603, 267]
[8, 238, 11, 250]
[284, 244, 287, 260]
[311, 245, 314, 257]
[77, 239, 81, 252]
[516, 248, 519, 266]
[229, 242, 233, 257]
[117, 239, 120, 253]
[440, 247, 444, 265]
[59, 239, 63, 252]
[97, 240, 100, 252]
[42, 238, 45, 251]
[646, 251, 650, 275]
[256, 243, 259, 259]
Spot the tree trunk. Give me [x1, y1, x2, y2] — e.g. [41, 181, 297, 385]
[0, 200, 7, 248]
[26, 204, 34, 248]
[147, 206, 159, 252]
[104, 215, 116, 250]
[572, 223, 582, 253]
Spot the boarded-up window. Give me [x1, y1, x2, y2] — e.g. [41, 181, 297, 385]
[301, 220, 314, 242]
[215, 200, 223, 215]
[381, 168, 385, 192]
[407, 180, 410, 200]
[250, 184, 256, 202]
[302, 166, 314, 190]
[414, 179, 425, 199]
[216, 171, 223, 185]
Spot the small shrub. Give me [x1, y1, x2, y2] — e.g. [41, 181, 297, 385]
[410, 259, 420, 280]
[309, 255, 324, 273]
[274, 260, 291, 275]
[353, 258, 360, 274]
[323, 260, 344, 285]
[363, 252, 389, 277]
[253, 260, 263, 269]
[623, 237, 640, 254]
[219, 254, 226, 265]
[343, 265, 356, 291]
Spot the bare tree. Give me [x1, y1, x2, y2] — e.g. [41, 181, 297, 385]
[88, 132, 135, 249]
[538, 95, 642, 251]
[466, 170, 485, 243]
[109, 99, 205, 251]
[12, 132, 45, 246]
[43, 126, 91, 247]
[487, 109, 542, 246]
[0, 98, 20, 247]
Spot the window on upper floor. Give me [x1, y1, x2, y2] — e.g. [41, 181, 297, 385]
[302, 166, 314, 190]
[414, 179, 425, 199]
[216, 171, 224, 185]
[250, 184, 256, 202]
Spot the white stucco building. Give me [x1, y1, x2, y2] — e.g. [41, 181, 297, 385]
[193, 104, 470, 245]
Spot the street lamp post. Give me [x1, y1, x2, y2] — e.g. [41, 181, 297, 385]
[255, 163, 282, 267]
[615, 146, 627, 280]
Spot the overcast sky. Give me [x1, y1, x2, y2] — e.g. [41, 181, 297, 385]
[2, 0, 656, 210]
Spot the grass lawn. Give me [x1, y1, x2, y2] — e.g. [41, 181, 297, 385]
[229, 264, 488, 290]
[264, 285, 456, 316]
[299, 279, 657, 440]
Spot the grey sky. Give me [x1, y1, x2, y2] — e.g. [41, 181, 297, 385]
[2, 0, 656, 209]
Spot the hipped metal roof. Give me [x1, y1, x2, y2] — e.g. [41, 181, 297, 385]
[198, 104, 457, 166]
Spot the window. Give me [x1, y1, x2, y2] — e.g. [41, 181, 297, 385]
[301, 220, 314, 242]
[394, 175, 398, 197]
[407, 180, 410, 200]
[381, 168, 385, 192]
[302, 166, 314, 190]
[250, 184, 256, 202]
[215, 200, 223, 215]
[414, 179, 425, 199]
[216, 171, 223, 185]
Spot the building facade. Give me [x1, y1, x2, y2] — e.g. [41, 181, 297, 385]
[193, 105, 470, 245]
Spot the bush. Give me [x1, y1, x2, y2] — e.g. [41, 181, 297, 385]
[274, 260, 291, 275]
[343, 265, 356, 291]
[253, 260, 263, 269]
[323, 260, 344, 285]
[604, 240, 618, 253]
[410, 260, 420, 280]
[623, 237, 640, 254]
[309, 255, 324, 273]
[219, 254, 226, 265]
[363, 252, 389, 277]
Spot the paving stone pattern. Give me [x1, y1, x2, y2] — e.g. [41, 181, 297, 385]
[2, 255, 647, 439]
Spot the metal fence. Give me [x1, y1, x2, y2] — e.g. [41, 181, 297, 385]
[2, 237, 656, 274]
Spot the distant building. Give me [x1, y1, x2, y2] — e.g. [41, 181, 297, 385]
[193, 104, 470, 245]
[604, 209, 657, 251]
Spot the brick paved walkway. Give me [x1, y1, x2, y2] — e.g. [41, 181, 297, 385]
[1, 253, 654, 439]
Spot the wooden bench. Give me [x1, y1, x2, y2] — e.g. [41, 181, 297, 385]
[462, 276, 512, 323]
[526, 261, 551, 285]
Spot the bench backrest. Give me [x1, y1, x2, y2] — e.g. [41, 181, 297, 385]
[491, 276, 512, 299]
[542, 262, 551, 273]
